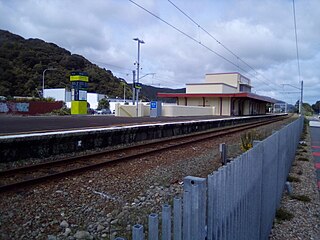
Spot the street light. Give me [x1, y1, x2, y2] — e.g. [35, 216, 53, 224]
[42, 67, 56, 97]
[120, 79, 127, 103]
[133, 37, 145, 116]
[139, 73, 155, 80]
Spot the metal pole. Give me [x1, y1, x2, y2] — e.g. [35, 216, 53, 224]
[136, 41, 140, 117]
[300, 80, 303, 115]
[132, 70, 136, 105]
[42, 69, 47, 97]
[123, 82, 126, 103]
[42, 68, 55, 98]
[133, 38, 144, 117]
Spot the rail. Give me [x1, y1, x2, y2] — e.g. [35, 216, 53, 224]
[0, 116, 290, 193]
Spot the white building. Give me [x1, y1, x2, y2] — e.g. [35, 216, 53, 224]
[43, 88, 133, 113]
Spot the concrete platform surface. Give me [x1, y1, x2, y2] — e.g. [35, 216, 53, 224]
[0, 115, 230, 135]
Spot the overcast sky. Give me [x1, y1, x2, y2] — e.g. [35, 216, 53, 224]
[1, 0, 319, 104]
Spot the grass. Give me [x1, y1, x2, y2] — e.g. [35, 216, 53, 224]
[291, 194, 311, 203]
[287, 175, 301, 183]
[275, 208, 294, 223]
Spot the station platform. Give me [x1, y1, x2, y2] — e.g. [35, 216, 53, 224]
[0, 114, 285, 162]
[0, 115, 231, 136]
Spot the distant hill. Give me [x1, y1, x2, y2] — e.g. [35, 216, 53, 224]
[0, 29, 184, 101]
[128, 84, 185, 102]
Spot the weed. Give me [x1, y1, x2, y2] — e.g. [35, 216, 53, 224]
[240, 130, 262, 152]
[298, 157, 309, 162]
[275, 208, 294, 223]
[291, 195, 311, 202]
[287, 175, 301, 183]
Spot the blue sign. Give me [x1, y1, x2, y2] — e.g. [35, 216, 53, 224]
[150, 101, 157, 109]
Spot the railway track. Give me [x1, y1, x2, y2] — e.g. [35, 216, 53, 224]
[0, 115, 290, 193]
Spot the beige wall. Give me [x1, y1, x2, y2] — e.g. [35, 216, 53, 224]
[187, 98, 203, 106]
[115, 103, 149, 117]
[115, 102, 215, 117]
[222, 98, 231, 115]
[186, 83, 237, 94]
[176, 97, 232, 116]
[205, 73, 239, 88]
[162, 105, 215, 117]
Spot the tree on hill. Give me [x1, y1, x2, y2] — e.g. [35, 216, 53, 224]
[0, 29, 133, 99]
[312, 101, 320, 114]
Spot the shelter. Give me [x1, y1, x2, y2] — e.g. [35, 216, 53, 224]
[158, 72, 276, 116]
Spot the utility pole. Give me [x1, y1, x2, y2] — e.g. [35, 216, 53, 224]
[42, 67, 56, 97]
[132, 70, 136, 105]
[133, 38, 145, 117]
[300, 80, 303, 115]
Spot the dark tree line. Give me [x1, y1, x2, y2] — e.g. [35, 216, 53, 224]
[0, 30, 132, 99]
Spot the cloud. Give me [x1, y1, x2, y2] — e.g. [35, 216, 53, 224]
[0, 0, 319, 104]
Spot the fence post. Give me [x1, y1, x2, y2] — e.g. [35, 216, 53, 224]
[183, 190, 191, 240]
[183, 176, 207, 240]
[148, 213, 158, 240]
[220, 143, 227, 165]
[173, 197, 182, 240]
[162, 204, 171, 240]
[133, 224, 144, 240]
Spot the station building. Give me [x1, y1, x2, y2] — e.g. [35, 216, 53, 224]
[157, 72, 276, 116]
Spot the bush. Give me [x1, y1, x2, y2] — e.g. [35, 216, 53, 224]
[49, 107, 71, 115]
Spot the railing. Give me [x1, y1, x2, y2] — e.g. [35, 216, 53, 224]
[116, 117, 303, 240]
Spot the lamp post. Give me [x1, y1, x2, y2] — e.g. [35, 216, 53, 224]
[139, 73, 155, 80]
[133, 38, 145, 116]
[42, 67, 56, 97]
[120, 79, 126, 103]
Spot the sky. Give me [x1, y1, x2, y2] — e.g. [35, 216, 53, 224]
[0, 0, 319, 105]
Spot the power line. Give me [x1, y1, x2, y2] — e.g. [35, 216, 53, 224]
[91, 60, 132, 72]
[129, 0, 280, 93]
[128, 0, 249, 74]
[167, 0, 281, 92]
[292, 0, 301, 82]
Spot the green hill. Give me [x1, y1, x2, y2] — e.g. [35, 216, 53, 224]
[0, 29, 184, 101]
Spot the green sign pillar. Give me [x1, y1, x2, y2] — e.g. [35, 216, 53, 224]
[70, 72, 88, 115]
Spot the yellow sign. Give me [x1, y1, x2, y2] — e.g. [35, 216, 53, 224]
[70, 75, 89, 82]
[71, 101, 87, 114]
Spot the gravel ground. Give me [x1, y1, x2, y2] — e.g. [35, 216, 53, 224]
[269, 122, 320, 240]
[1, 116, 315, 240]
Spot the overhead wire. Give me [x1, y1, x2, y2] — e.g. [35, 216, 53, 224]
[167, 0, 281, 92]
[128, 0, 249, 74]
[292, 0, 301, 82]
[129, 0, 282, 94]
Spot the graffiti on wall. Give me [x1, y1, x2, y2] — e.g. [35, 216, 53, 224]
[0, 101, 63, 115]
[0, 102, 29, 113]
[16, 103, 29, 112]
[0, 103, 9, 113]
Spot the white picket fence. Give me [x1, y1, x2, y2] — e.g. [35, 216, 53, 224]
[116, 117, 303, 240]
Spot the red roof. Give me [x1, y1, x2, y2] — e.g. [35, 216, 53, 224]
[157, 92, 276, 103]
